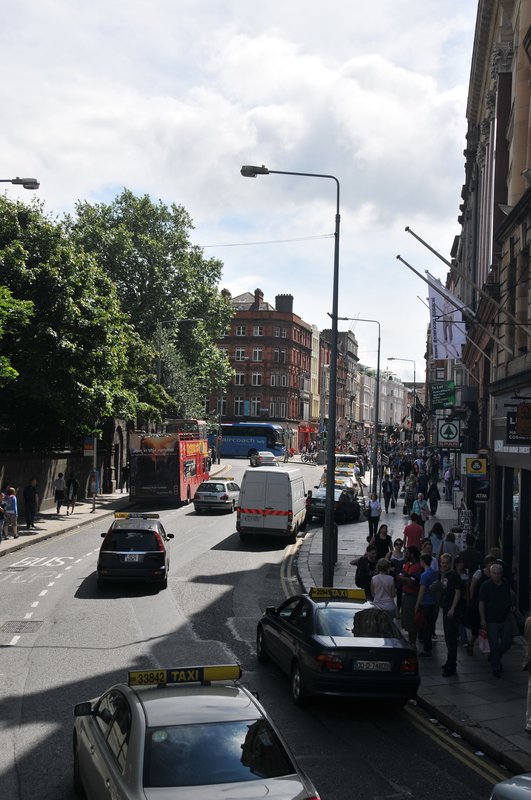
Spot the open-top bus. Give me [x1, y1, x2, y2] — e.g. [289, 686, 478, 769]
[129, 419, 210, 503]
[210, 422, 286, 459]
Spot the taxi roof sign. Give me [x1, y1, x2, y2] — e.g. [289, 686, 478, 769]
[309, 587, 366, 601]
[128, 664, 242, 687]
[114, 512, 160, 519]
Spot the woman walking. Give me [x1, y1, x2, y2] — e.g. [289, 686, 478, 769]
[412, 493, 430, 528]
[369, 523, 392, 560]
[54, 472, 67, 514]
[366, 492, 381, 540]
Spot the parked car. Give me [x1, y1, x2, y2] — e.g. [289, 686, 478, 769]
[194, 478, 240, 513]
[250, 451, 279, 467]
[308, 485, 361, 524]
[256, 587, 419, 705]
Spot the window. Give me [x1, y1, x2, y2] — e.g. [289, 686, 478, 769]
[274, 326, 280, 337]
[253, 325, 263, 336]
[252, 347, 263, 361]
[280, 374, 288, 387]
[235, 325, 246, 336]
[251, 372, 262, 386]
[94, 690, 122, 737]
[219, 346, 228, 357]
[235, 348, 246, 361]
[234, 396, 244, 416]
[250, 396, 261, 415]
[235, 372, 244, 386]
[270, 399, 287, 417]
[217, 396, 227, 414]
[279, 350, 286, 364]
[281, 327, 287, 338]
[106, 699, 131, 772]
[436, 368, 445, 380]
[273, 349, 279, 362]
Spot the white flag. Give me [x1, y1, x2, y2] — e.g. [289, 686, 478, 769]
[426, 272, 467, 360]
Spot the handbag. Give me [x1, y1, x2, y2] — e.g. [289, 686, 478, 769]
[478, 629, 490, 654]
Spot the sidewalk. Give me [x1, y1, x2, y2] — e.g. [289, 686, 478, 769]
[296, 495, 531, 775]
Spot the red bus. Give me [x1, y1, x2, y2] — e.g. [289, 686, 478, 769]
[129, 419, 210, 503]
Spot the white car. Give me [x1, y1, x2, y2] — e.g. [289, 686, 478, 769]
[250, 451, 279, 467]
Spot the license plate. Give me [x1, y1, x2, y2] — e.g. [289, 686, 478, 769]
[124, 554, 141, 562]
[353, 660, 391, 671]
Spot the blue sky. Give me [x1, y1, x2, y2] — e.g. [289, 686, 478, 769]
[0, 0, 478, 384]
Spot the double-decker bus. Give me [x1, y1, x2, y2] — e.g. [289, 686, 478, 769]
[210, 422, 286, 459]
[129, 419, 210, 503]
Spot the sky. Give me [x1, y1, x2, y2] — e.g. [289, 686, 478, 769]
[0, 0, 478, 385]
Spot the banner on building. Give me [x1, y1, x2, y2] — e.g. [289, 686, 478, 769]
[427, 272, 467, 360]
[431, 381, 455, 409]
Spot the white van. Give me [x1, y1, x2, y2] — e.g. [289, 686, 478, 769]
[236, 467, 306, 542]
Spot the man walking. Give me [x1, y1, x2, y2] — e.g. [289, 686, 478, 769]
[479, 563, 513, 678]
[439, 553, 463, 677]
[23, 478, 39, 530]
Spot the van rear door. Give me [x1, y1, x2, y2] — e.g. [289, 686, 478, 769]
[238, 470, 266, 530]
[264, 471, 290, 532]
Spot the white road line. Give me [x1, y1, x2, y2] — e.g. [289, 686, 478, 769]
[31, 601, 39, 608]
[56, 573, 63, 578]
[39, 590, 48, 597]
[74, 559, 82, 563]
[9, 636, 20, 646]
[85, 552, 93, 556]
[47, 582, 55, 587]
[24, 613, 33, 619]
[65, 566, 72, 570]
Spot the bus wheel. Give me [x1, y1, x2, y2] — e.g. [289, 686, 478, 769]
[184, 491, 191, 505]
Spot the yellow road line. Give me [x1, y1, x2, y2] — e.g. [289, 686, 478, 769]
[404, 705, 509, 784]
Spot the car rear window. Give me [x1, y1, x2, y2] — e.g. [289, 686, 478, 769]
[103, 531, 159, 551]
[315, 607, 401, 638]
[197, 483, 226, 492]
[143, 719, 294, 787]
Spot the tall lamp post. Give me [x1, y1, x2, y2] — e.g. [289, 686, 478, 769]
[387, 357, 416, 453]
[0, 176, 39, 190]
[338, 317, 381, 494]
[241, 164, 340, 587]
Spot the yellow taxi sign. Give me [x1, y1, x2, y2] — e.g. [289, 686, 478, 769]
[114, 512, 160, 519]
[128, 664, 241, 687]
[309, 587, 366, 601]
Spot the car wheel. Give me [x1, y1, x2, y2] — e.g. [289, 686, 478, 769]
[248, 448, 258, 459]
[239, 531, 250, 542]
[96, 576, 104, 588]
[256, 625, 269, 663]
[229, 500, 236, 513]
[73, 739, 84, 796]
[290, 661, 306, 706]
[195, 506, 203, 514]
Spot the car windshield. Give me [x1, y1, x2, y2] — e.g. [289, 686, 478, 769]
[143, 719, 294, 787]
[103, 531, 159, 551]
[315, 607, 401, 638]
[197, 483, 226, 492]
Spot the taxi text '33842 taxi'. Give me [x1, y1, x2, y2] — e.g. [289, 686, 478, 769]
[73, 664, 320, 799]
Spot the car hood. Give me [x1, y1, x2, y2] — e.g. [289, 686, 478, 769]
[143, 775, 309, 799]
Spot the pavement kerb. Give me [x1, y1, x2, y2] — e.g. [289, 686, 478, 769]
[294, 529, 531, 776]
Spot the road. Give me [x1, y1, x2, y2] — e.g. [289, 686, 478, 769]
[0, 460, 509, 799]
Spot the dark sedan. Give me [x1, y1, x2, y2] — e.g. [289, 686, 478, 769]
[308, 485, 361, 523]
[97, 513, 174, 590]
[256, 588, 419, 705]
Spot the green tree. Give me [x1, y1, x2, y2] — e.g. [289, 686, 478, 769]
[0, 286, 33, 386]
[66, 189, 232, 415]
[0, 197, 145, 448]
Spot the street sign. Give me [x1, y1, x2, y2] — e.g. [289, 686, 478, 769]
[437, 419, 460, 449]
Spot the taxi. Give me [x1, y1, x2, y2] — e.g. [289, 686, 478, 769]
[97, 513, 174, 590]
[256, 588, 419, 705]
[73, 664, 320, 800]
[193, 477, 240, 513]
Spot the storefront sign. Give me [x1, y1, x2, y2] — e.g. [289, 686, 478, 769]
[465, 457, 488, 477]
[437, 419, 461, 449]
[431, 381, 455, 409]
[506, 412, 531, 446]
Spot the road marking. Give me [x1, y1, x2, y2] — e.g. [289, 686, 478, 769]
[24, 613, 33, 619]
[39, 590, 48, 597]
[404, 705, 508, 783]
[9, 636, 20, 646]
[31, 602, 39, 607]
[47, 582, 55, 587]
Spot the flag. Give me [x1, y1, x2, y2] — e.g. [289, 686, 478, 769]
[426, 272, 467, 360]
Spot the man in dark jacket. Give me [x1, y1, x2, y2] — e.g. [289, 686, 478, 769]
[23, 478, 38, 530]
[458, 533, 483, 574]
[439, 553, 464, 677]
[479, 563, 513, 677]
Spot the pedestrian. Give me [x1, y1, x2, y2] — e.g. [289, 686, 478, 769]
[426, 481, 440, 516]
[444, 466, 453, 501]
[397, 546, 422, 646]
[365, 492, 381, 540]
[415, 553, 440, 657]
[523, 615, 531, 734]
[442, 531, 460, 563]
[389, 538, 405, 612]
[478, 563, 514, 678]
[351, 544, 379, 600]
[3, 487, 18, 538]
[453, 555, 471, 648]
[369, 523, 392, 560]
[0, 491, 6, 540]
[420, 538, 438, 570]
[121, 462, 130, 493]
[22, 478, 39, 530]
[428, 522, 445, 557]
[467, 555, 496, 654]
[300, 490, 312, 532]
[403, 513, 424, 551]
[458, 533, 483, 575]
[392, 473, 401, 503]
[412, 493, 430, 528]
[439, 552, 464, 677]
[53, 472, 66, 514]
[371, 559, 397, 622]
[66, 472, 79, 515]
[381, 476, 393, 513]
[89, 469, 99, 512]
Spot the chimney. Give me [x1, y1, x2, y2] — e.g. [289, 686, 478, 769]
[275, 294, 293, 313]
[252, 288, 264, 309]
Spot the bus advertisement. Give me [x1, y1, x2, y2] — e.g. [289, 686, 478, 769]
[210, 422, 286, 459]
[129, 420, 210, 503]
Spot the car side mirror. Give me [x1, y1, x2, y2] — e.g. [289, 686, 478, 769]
[166, 533, 175, 539]
[265, 606, 277, 616]
[73, 702, 93, 717]
[100, 532, 106, 538]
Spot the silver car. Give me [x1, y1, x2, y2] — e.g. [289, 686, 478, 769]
[490, 773, 531, 800]
[73, 664, 320, 799]
[193, 478, 240, 513]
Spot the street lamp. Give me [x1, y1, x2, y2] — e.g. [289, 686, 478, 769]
[241, 164, 340, 587]
[0, 177, 40, 190]
[338, 317, 381, 494]
[387, 357, 416, 453]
